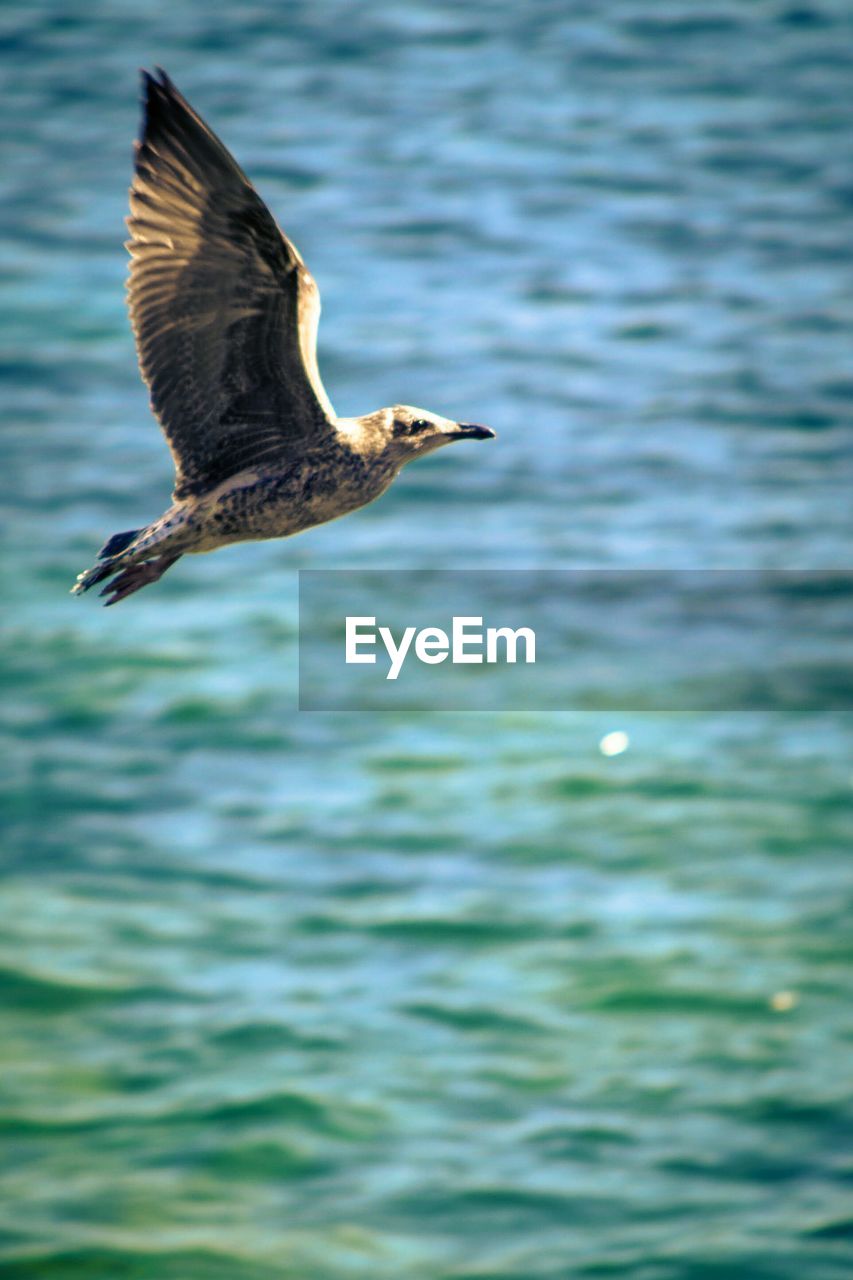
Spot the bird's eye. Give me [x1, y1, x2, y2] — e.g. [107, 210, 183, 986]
[394, 418, 432, 436]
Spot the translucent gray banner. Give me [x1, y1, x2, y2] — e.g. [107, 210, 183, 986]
[298, 570, 853, 711]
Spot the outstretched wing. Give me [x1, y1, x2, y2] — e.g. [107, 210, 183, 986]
[127, 68, 336, 499]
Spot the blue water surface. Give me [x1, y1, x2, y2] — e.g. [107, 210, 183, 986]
[2, 2, 853, 1277]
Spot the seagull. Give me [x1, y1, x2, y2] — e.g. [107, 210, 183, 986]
[72, 68, 494, 605]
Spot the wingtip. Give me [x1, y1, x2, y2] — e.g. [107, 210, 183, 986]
[139, 68, 156, 115]
[138, 67, 179, 146]
[140, 66, 176, 108]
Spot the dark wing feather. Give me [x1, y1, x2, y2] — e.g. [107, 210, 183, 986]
[127, 69, 336, 499]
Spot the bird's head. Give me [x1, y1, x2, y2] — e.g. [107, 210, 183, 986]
[378, 405, 495, 466]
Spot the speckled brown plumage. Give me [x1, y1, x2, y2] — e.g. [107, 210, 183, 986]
[72, 70, 493, 606]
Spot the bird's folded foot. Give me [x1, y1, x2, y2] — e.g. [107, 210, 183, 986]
[98, 552, 182, 606]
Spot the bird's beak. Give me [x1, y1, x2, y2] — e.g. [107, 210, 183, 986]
[450, 422, 496, 440]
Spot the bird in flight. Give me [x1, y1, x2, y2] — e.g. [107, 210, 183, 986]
[73, 69, 494, 605]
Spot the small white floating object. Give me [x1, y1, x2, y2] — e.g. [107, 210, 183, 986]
[599, 730, 629, 757]
[770, 990, 798, 1012]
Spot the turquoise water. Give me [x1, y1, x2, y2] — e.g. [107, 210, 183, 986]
[2, 2, 853, 1277]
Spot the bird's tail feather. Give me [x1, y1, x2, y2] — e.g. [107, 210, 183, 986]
[98, 528, 140, 559]
[72, 533, 183, 604]
[71, 556, 124, 595]
[71, 550, 183, 604]
[72, 513, 187, 604]
[72, 524, 146, 596]
[71, 528, 143, 595]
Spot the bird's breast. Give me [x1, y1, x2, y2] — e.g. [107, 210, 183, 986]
[190, 451, 399, 549]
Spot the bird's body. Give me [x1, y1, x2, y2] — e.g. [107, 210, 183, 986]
[108, 428, 401, 556]
[73, 70, 493, 605]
